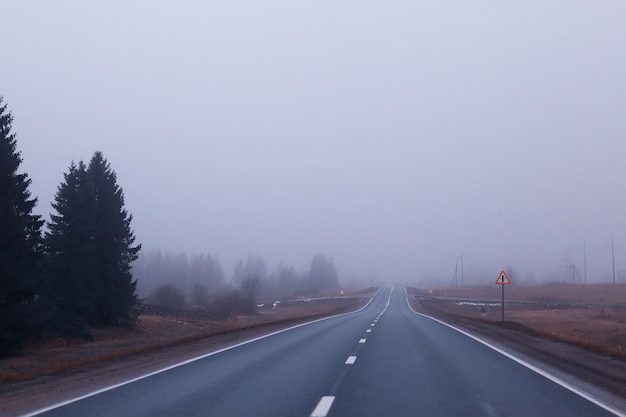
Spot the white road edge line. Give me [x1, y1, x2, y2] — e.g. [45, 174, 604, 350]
[345, 356, 357, 365]
[404, 288, 626, 417]
[311, 396, 335, 417]
[18, 290, 384, 417]
[379, 286, 394, 316]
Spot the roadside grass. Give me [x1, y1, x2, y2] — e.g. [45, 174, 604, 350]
[0, 298, 362, 384]
[408, 284, 626, 360]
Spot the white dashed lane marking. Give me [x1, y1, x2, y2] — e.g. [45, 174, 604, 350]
[311, 396, 335, 417]
[312, 290, 393, 417]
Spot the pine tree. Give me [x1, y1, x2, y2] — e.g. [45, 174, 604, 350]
[0, 97, 45, 354]
[45, 161, 99, 333]
[46, 152, 140, 330]
[87, 152, 140, 325]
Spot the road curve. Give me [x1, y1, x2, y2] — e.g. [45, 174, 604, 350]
[23, 287, 623, 417]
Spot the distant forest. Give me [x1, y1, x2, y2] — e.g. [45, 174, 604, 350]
[133, 252, 341, 307]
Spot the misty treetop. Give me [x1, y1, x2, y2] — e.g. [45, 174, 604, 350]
[132, 250, 225, 297]
[232, 254, 340, 295]
[0, 96, 45, 354]
[307, 254, 340, 290]
[233, 255, 268, 286]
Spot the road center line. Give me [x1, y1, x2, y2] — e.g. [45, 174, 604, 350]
[366, 329, 372, 333]
[345, 356, 357, 364]
[21, 292, 386, 417]
[359, 338, 366, 344]
[311, 396, 335, 417]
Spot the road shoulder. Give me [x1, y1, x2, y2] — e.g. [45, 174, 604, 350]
[409, 295, 626, 414]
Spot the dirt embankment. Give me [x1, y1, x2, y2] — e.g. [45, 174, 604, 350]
[407, 284, 626, 400]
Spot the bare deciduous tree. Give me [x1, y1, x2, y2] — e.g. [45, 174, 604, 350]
[241, 274, 262, 304]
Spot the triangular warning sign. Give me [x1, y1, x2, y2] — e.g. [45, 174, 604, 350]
[496, 270, 511, 285]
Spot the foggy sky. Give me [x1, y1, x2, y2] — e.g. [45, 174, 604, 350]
[2, 1, 626, 286]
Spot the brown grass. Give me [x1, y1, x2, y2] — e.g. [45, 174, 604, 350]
[432, 283, 626, 304]
[410, 283, 626, 359]
[0, 297, 361, 384]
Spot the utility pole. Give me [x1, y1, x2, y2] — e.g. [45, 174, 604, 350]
[451, 253, 464, 288]
[611, 234, 616, 285]
[583, 242, 587, 285]
[451, 259, 458, 288]
[461, 252, 465, 288]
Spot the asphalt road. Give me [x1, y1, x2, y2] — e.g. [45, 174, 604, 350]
[26, 287, 623, 417]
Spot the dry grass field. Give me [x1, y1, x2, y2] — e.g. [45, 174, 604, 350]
[412, 283, 626, 358]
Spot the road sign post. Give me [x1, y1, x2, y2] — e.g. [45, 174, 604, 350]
[495, 270, 511, 323]
[501, 282, 504, 322]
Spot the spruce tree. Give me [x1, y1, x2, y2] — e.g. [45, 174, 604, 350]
[0, 97, 45, 354]
[45, 162, 98, 333]
[87, 152, 140, 325]
[46, 152, 140, 329]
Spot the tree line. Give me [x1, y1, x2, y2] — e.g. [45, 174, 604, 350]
[0, 97, 139, 355]
[133, 252, 341, 309]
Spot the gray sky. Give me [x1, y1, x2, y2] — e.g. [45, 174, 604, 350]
[2, 1, 625, 285]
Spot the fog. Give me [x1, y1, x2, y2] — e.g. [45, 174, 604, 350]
[2, 1, 625, 287]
